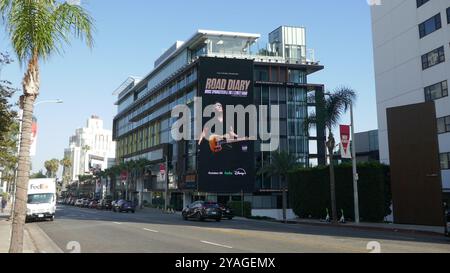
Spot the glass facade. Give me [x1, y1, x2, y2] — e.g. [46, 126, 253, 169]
[254, 77, 309, 190]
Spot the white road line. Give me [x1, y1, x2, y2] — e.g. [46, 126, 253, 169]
[201, 241, 233, 249]
[113, 222, 122, 225]
[143, 228, 159, 233]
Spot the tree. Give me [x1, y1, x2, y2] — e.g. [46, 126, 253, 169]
[0, 0, 94, 253]
[258, 151, 301, 223]
[305, 87, 356, 223]
[0, 52, 19, 205]
[60, 157, 72, 186]
[44, 159, 59, 178]
[30, 170, 46, 179]
[0, 52, 19, 170]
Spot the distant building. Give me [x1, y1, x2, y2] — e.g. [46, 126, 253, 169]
[63, 116, 116, 184]
[336, 130, 379, 164]
[354, 130, 380, 163]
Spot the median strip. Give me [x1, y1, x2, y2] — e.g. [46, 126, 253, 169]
[200, 240, 233, 249]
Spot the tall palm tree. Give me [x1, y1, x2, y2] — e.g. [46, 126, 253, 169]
[0, 0, 94, 253]
[44, 158, 59, 178]
[60, 157, 72, 189]
[305, 86, 356, 223]
[258, 151, 300, 223]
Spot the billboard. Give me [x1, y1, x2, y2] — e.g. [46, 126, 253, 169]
[197, 57, 255, 193]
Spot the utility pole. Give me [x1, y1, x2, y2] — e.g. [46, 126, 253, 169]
[350, 103, 360, 224]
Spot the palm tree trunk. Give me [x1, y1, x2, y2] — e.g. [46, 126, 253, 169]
[327, 132, 338, 224]
[282, 177, 287, 224]
[329, 152, 338, 223]
[10, 54, 39, 253]
[9, 97, 35, 252]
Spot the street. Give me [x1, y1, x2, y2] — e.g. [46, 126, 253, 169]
[30, 206, 450, 253]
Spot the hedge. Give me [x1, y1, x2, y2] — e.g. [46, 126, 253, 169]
[227, 201, 252, 218]
[288, 162, 392, 222]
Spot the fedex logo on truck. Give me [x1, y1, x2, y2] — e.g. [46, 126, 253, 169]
[30, 184, 49, 191]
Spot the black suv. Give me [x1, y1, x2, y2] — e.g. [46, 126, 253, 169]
[182, 201, 222, 222]
[112, 200, 136, 213]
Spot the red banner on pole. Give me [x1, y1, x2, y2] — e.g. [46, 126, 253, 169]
[340, 125, 352, 159]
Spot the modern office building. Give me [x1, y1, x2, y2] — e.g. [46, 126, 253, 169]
[371, 1, 450, 199]
[112, 26, 326, 212]
[63, 116, 116, 184]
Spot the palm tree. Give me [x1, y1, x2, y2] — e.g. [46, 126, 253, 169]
[305, 86, 356, 223]
[0, 0, 94, 253]
[134, 158, 151, 208]
[44, 159, 59, 178]
[258, 151, 301, 223]
[60, 157, 72, 188]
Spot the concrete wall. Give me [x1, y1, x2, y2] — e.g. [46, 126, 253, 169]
[251, 209, 298, 221]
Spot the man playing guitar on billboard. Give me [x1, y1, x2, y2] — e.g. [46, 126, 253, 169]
[198, 102, 252, 154]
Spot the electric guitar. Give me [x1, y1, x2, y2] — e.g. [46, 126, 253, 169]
[208, 134, 255, 153]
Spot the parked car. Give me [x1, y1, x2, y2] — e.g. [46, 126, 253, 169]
[182, 201, 222, 222]
[98, 199, 113, 210]
[82, 199, 91, 208]
[219, 204, 234, 220]
[88, 200, 99, 209]
[113, 200, 136, 213]
[74, 199, 84, 207]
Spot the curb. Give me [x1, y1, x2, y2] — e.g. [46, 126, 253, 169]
[25, 224, 64, 253]
[281, 220, 446, 237]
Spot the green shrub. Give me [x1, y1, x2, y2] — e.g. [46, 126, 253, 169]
[227, 201, 252, 217]
[288, 162, 392, 223]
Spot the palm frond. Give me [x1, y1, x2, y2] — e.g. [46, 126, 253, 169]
[0, 0, 94, 65]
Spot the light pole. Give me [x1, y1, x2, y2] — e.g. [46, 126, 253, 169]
[350, 103, 360, 224]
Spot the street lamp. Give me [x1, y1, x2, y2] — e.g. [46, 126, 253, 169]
[34, 99, 64, 107]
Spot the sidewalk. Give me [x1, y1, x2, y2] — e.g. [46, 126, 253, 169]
[0, 206, 36, 253]
[286, 218, 446, 237]
[0, 206, 63, 253]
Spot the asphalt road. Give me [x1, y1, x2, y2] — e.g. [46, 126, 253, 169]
[30, 205, 450, 253]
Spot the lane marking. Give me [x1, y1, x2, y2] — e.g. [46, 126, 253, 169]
[143, 228, 159, 233]
[201, 240, 233, 249]
[113, 222, 122, 225]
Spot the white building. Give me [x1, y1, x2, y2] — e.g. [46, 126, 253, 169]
[63, 116, 116, 184]
[371, 0, 450, 193]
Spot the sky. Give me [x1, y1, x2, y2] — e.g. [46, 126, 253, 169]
[0, 0, 377, 174]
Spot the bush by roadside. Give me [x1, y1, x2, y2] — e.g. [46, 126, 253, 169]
[288, 162, 392, 222]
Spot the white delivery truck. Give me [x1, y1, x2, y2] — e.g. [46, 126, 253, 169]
[26, 178, 57, 222]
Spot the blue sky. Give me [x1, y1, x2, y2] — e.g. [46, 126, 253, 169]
[0, 0, 377, 174]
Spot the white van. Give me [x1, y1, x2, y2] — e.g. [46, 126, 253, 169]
[26, 178, 57, 222]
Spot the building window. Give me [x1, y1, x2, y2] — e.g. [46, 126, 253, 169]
[419, 14, 441, 38]
[448, 7, 450, 24]
[288, 69, 306, 84]
[254, 67, 269, 81]
[422, 46, 445, 70]
[425, 80, 448, 101]
[437, 116, 450, 134]
[441, 153, 450, 170]
[417, 0, 429, 8]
